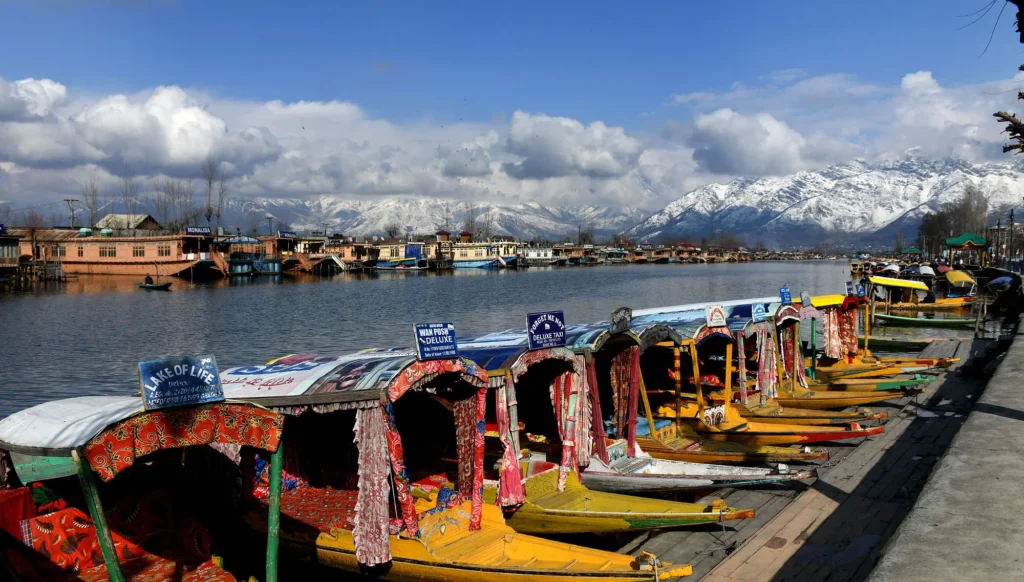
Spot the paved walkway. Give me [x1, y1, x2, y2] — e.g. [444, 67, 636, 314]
[869, 329, 1024, 580]
[678, 338, 988, 582]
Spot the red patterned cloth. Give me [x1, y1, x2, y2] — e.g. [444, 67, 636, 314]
[0, 488, 35, 541]
[469, 388, 486, 531]
[841, 308, 859, 356]
[822, 307, 843, 359]
[736, 331, 748, 404]
[585, 353, 609, 465]
[20, 507, 147, 571]
[778, 319, 808, 389]
[494, 375, 525, 508]
[695, 325, 734, 345]
[453, 396, 477, 497]
[386, 358, 489, 403]
[353, 407, 391, 567]
[70, 555, 234, 582]
[84, 405, 283, 482]
[382, 403, 417, 538]
[549, 370, 581, 491]
[750, 322, 778, 399]
[278, 487, 359, 532]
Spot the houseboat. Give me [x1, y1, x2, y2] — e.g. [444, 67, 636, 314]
[600, 247, 629, 264]
[375, 238, 428, 270]
[523, 246, 555, 266]
[449, 232, 522, 269]
[217, 235, 282, 276]
[12, 215, 225, 280]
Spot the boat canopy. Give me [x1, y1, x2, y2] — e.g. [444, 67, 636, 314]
[945, 270, 976, 287]
[0, 396, 283, 473]
[794, 294, 845, 308]
[868, 276, 929, 291]
[774, 304, 801, 326]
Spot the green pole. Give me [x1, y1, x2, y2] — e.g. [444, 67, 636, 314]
[72, 450, 125, 582]
[266, 440, 284, 582]
[810, 317, 817, 380]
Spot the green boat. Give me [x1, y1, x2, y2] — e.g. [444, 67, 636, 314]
[873, 313, 976, 328]
[857, 336, 933, 352]
[810, 374, 937, 392]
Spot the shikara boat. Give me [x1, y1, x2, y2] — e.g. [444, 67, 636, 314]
[221, 351, 692, 580]
[456, 337, 809, 507]
[889, 270, 976, 311]
[138, 281, 172, 290]
[0, 396, 284, 581]
[873, 313, 976, 328]
[857, 336, 935, 352]
[629, 319, 883, 446]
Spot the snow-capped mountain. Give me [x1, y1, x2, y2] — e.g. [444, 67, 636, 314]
[220, 196, 648, 241]
[626, 157, 1024, 246]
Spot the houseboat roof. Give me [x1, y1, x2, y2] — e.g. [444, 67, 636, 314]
[8, 228, 207, 242]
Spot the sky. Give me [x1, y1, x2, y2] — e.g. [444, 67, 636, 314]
[2, 0, 1024, 215]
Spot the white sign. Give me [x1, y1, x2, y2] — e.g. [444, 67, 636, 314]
[752, 303, 767, 323]
[706, 304, 727, 328]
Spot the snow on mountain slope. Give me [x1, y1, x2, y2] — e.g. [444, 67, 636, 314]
[626, 157, 1024, 245]
[220, 196, 647, 240]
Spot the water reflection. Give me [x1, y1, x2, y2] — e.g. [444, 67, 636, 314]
[1, 261, 868, 416]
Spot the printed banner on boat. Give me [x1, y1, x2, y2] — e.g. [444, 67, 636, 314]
[527, 311, 567, 350]
[779, 285, 792, 305]
[414, 322, 459, 360]
[220, 355, 348, 397]
[138, 355, 224, 411]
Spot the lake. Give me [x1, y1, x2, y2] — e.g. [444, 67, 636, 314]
[0, 261, 867, 417]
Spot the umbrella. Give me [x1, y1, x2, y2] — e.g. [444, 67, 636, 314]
[917, 265, 936, 277]
[987, 276, 1014, 293]
[936, 265, 951, 274]
[882, 264, 900, 274]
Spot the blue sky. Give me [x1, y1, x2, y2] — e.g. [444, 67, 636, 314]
[1, 0, 1016, 126]
[1, 0, 1023, 209]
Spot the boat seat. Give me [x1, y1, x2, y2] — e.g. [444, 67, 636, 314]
[610, 456, 653, 474]
[635, 417, 676, 439]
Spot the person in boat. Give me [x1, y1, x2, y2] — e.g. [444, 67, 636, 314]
[922, 290, 936, 304]
[144, 273, 154, 285]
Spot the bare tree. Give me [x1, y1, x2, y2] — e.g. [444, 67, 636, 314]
[478, 205, 494, 240]
[435, 200, 454, 231]
[0, 203, 11, 226]
[215, 175, 228, 233]
[384, 222, 402, 238]
[81, 171, 102, 228]
[895, 231, 904, 253]
[202, 154, 216, 228]
[21, 210, 46, 260]
[119, 163, 139, 235]
[181, 179, 198, 226]
[461, 201, 477, 235]
[247, 209, 261, 237]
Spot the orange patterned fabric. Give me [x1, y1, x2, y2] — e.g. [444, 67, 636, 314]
[84, 405, 283, 482]
[386, 358, 489, 403]
[68, 555, 234, 582]
[20, 507, 147, 571]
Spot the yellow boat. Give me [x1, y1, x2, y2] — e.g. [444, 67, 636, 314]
[223, 351, 692, 581]
[888, 270, 976, 311]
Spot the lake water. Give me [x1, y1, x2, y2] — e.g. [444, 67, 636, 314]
[0, 261, 946, 417]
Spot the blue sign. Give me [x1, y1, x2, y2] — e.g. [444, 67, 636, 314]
[138, 356, 224, 411]
[278, 231, 297, 239]
[527, 311, 567, 350]
[779, 285, 792, 305]
[857, 284, 866, 297]
[414, 322, 458, 360]
[846, 281, 855, 295]
[752, 303, 767, 323]
[185, 226, 212, 235]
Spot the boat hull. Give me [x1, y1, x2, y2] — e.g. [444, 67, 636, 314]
[873, 314, 976, 328]
[637, 436, 829, 464]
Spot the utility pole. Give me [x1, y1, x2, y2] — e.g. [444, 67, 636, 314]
[322, 223, 328, 238]
[577, 224, 581, 247]
[63, 198, 79, 228]
[1011, 209, 1016, 270]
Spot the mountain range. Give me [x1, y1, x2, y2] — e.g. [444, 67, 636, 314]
[625, 157, 1024, 246]
[82, 156, 1024, 245]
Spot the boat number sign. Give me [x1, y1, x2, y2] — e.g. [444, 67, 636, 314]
[857, 284, 866, 297]
[706, 304, 727, 328]
[752, 303, 767, 323]
[527, 311, 567, 350]
[138, 355, 224, 411]
[846, 281, 855, 295]
[779, 285, 792, 305]
[610, 307, 633, 334]
[414, 322, 459, 360]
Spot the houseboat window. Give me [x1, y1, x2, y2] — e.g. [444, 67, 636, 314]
[133, 245, 145, 257]
[158, 245, 171, 257]
[390, 247, 399, 258]
[99, 246, 116, 257]
[460, 250, 468, 258]
[77, 245, 84, 257]
[475, 249, 483, 257]
[51, 244, 66, 257]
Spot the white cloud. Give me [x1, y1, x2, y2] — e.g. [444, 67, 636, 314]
[0, 77, 67, 121]
[502, 111, 643, 179]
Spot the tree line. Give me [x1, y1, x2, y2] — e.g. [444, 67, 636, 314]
[916, 184, 989, 256]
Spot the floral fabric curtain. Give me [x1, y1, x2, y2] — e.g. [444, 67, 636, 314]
[353, 407, 392, 566]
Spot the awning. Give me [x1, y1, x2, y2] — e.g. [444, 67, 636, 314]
[868, 276, 929, 291]
[945, 270, 976, 287]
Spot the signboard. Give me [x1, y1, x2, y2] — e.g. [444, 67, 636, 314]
[705, 304, 727, 327]
[527, 311, 567, 350]
[800, 291, 812, 307]
[857, 284, 866, 297]
[414, 323, 458, 360]
[138, 355, 224, 411]
[846, 281, 855, 295]
[609, 307, 633, 334]
[185, 226, 211, 235]
[779, 285, 792, 305]
[278, 231, 297, 239]
[752, 303, 767, 323]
